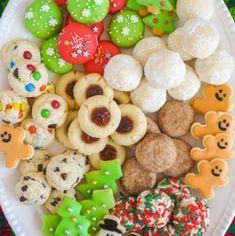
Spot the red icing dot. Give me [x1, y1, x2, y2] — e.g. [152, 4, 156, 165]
[6, 104, 12, 109]
[160, 1, 165, 6]
[40, 85, 47, 91]
[23, 51, 32, 59]
[48, 128, 53, 133]
[153, 18, 159, 23]
[51, 100, 60, 109]
[165, 20, 169, 25]
[168, 11, 173, 16]
[27, 64, 36, 72]
[18, 111, 23, 119]
[28, 126, 37, 134]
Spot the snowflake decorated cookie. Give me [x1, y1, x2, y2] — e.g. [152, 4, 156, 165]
[109, 10, 144, 48]
[110, 0, 127, 14]
[24, 0, 63, 39]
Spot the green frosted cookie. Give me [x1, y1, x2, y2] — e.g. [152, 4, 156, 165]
[41, 35, 73, 74]
[109, 10, 144, 48]
[67, 0, 109, 24]
[127, 0, 147, 12]
[24, 0, 63, 39]
[41, 214, 61, 236]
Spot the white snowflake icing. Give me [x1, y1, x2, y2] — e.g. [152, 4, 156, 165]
[48, 19, 58, 27]
[121, 27, 130, 36]
[94, 0, 103, 5]
[46, 48, 55, 56]
[130, 15, 139, 23]
[105, 53, 112, 59]
[83, 51, 90, 57]
[82, 8, 91, 17]
[92, 26, 99, 33]
[25, 11, 33, 19]
[70, 34, 91, 58]
[71, 52, 78, 58]
[41, 3, 50, 12]
[116, 15, 124, 23]
[58, 59, 66, 67]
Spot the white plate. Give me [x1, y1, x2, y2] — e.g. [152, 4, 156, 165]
[0, 0, 235, 236]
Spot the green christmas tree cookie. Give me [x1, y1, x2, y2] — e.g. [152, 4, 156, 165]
[77, 160, 123, 199]
[42, 214, 61, 236]
[81, 189, 115, 233]
[127, 0, 148, 17]
[137, 0, 172, 14]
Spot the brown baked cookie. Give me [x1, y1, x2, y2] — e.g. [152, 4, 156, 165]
[121, 158, 157, 194]
[157, 100, 195, 137]
[135, 133, 177, 173]
[164, 139, 194, 177]
[146, 116, 160, 133]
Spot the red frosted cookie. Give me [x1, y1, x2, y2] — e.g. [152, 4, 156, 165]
[110, 0, 127, 14]
[84, 40, 120, 75]
[55, 0, 67, 6]
[57, 23, 98, 64]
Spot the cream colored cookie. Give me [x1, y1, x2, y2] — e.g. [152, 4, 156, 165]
[111, 104, 147, 146]
[55, 70, 84, 109]
[113, 90, 130, 105]
[146, 116, 160, 133]
[73, 73, 113, 107]
[89, 138, 126, 169]
[68, 118, 108, 155]
[78, 95, 121, 138]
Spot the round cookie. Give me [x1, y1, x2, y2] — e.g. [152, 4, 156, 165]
[15, 172, 51, 205]
[68, 118, 108, 155]
[73, 73, 114, 107]
[130, 79, 167, 113]
[89, 138, 126, 169]
[84, 40, 120, 75]
[121, 158, 157, 195]
[164, 139, 193, 177]
[113, 90, 130, 105]
[104, 54, 143, 92]
[157, 100, 195, 137]
[8, 61, 48, 97]
[168, 65, 201, 101]
[44, 188, 76, 214]
[133, 37, 167, 66]
[19, 150, 51, 176]
[67, 0, 109, 24]
[55, 0, 67, 5]
[41, 35, 73, 74]
[24, 0, 63, 38]
[0, 90, 29, 124]
[110, 0, 127, 13]
[1, 39, 41, 70]
[32, 93, 68, 129]
[135, 133, 177, 173]
[181, 19, 220, 59]
[56, 110, 77, 149]
[195, 49, 234, 85]
[55, 70, 84, 109]
[57, 23, 98, 64]
[109, 10, 144, 48]
[46, 150, 89, 190]
[146, 116, 161, 134]
[21, 118, 55, 150]
[144, 49, 186, 89]
[78, 95, 121, 138]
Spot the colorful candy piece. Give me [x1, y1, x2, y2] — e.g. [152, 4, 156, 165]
[77, 160, 123, 198]
[190, 133, 233, 161]
[185, 159, 229, 199]
[126, 0, 148, 17]
[81, 189, 116, 233]
[110, 0, 127, 14]
[42, 214, 61, 236]
[191, 84, 233, 114]
[137, 0, 172, 14]
[0, 125, 34, 168]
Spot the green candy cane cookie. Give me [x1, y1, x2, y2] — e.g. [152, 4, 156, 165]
[109, 10, 145, 48]
[67, 0, 109, 24]
[24, 0, 63, 39]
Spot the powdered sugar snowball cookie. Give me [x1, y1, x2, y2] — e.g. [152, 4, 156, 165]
[176, 0, 214, 22]
[21, 118, 55, 150]
[0, 90, 29, 124]
[167, 27, 193, 61]
[168, 65, 201, 101]
[144, 49, 186, 89]
[15, 172, 51, 205]
[195, 49, 234, 85]
[32, 93, 68, 129]
[132, 37, 167, 66]
[130, 79, 166, 113]
[181, 19, 220, 59]
[104, 54, 142, 92]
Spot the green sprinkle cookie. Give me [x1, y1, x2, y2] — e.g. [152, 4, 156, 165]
[67, 0, 110, 24]
[109, 10, 145, 48]
[24, 0, 63, 39]
[41, 35, 73, 74]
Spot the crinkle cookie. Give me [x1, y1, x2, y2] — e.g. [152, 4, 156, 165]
[78, 95, 121, 138]
[15, 172, 51, 205]
[8, 61, 48, 97]
[111, 104, 147, 146]
[21, 118, 55, 149]
[1, 39, 41, 70]
[0, 90, 29, 124]
[195, 49, 234, 85]
[146, 116, 161, 134]
[104, 54, 143, 92]
[68, 118, 108, 155]
[113, 90, 130, 105]
[46, 150, 89, 190]
[44, 188, 76, 214]
[19, 150, 51, 176]
[130, 79, 166, 113]
[73, 73, 113, 107]
[32, 93, 68, 129]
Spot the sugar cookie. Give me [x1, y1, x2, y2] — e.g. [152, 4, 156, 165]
[113, 90, 130, 105]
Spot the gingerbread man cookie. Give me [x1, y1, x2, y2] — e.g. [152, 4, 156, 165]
[191, 133, 233, 161]
[185, 159, 229, 199]
[0, 125, 34, 168]
[192, 84, 233, 114]
[191, 111, 234, 139]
